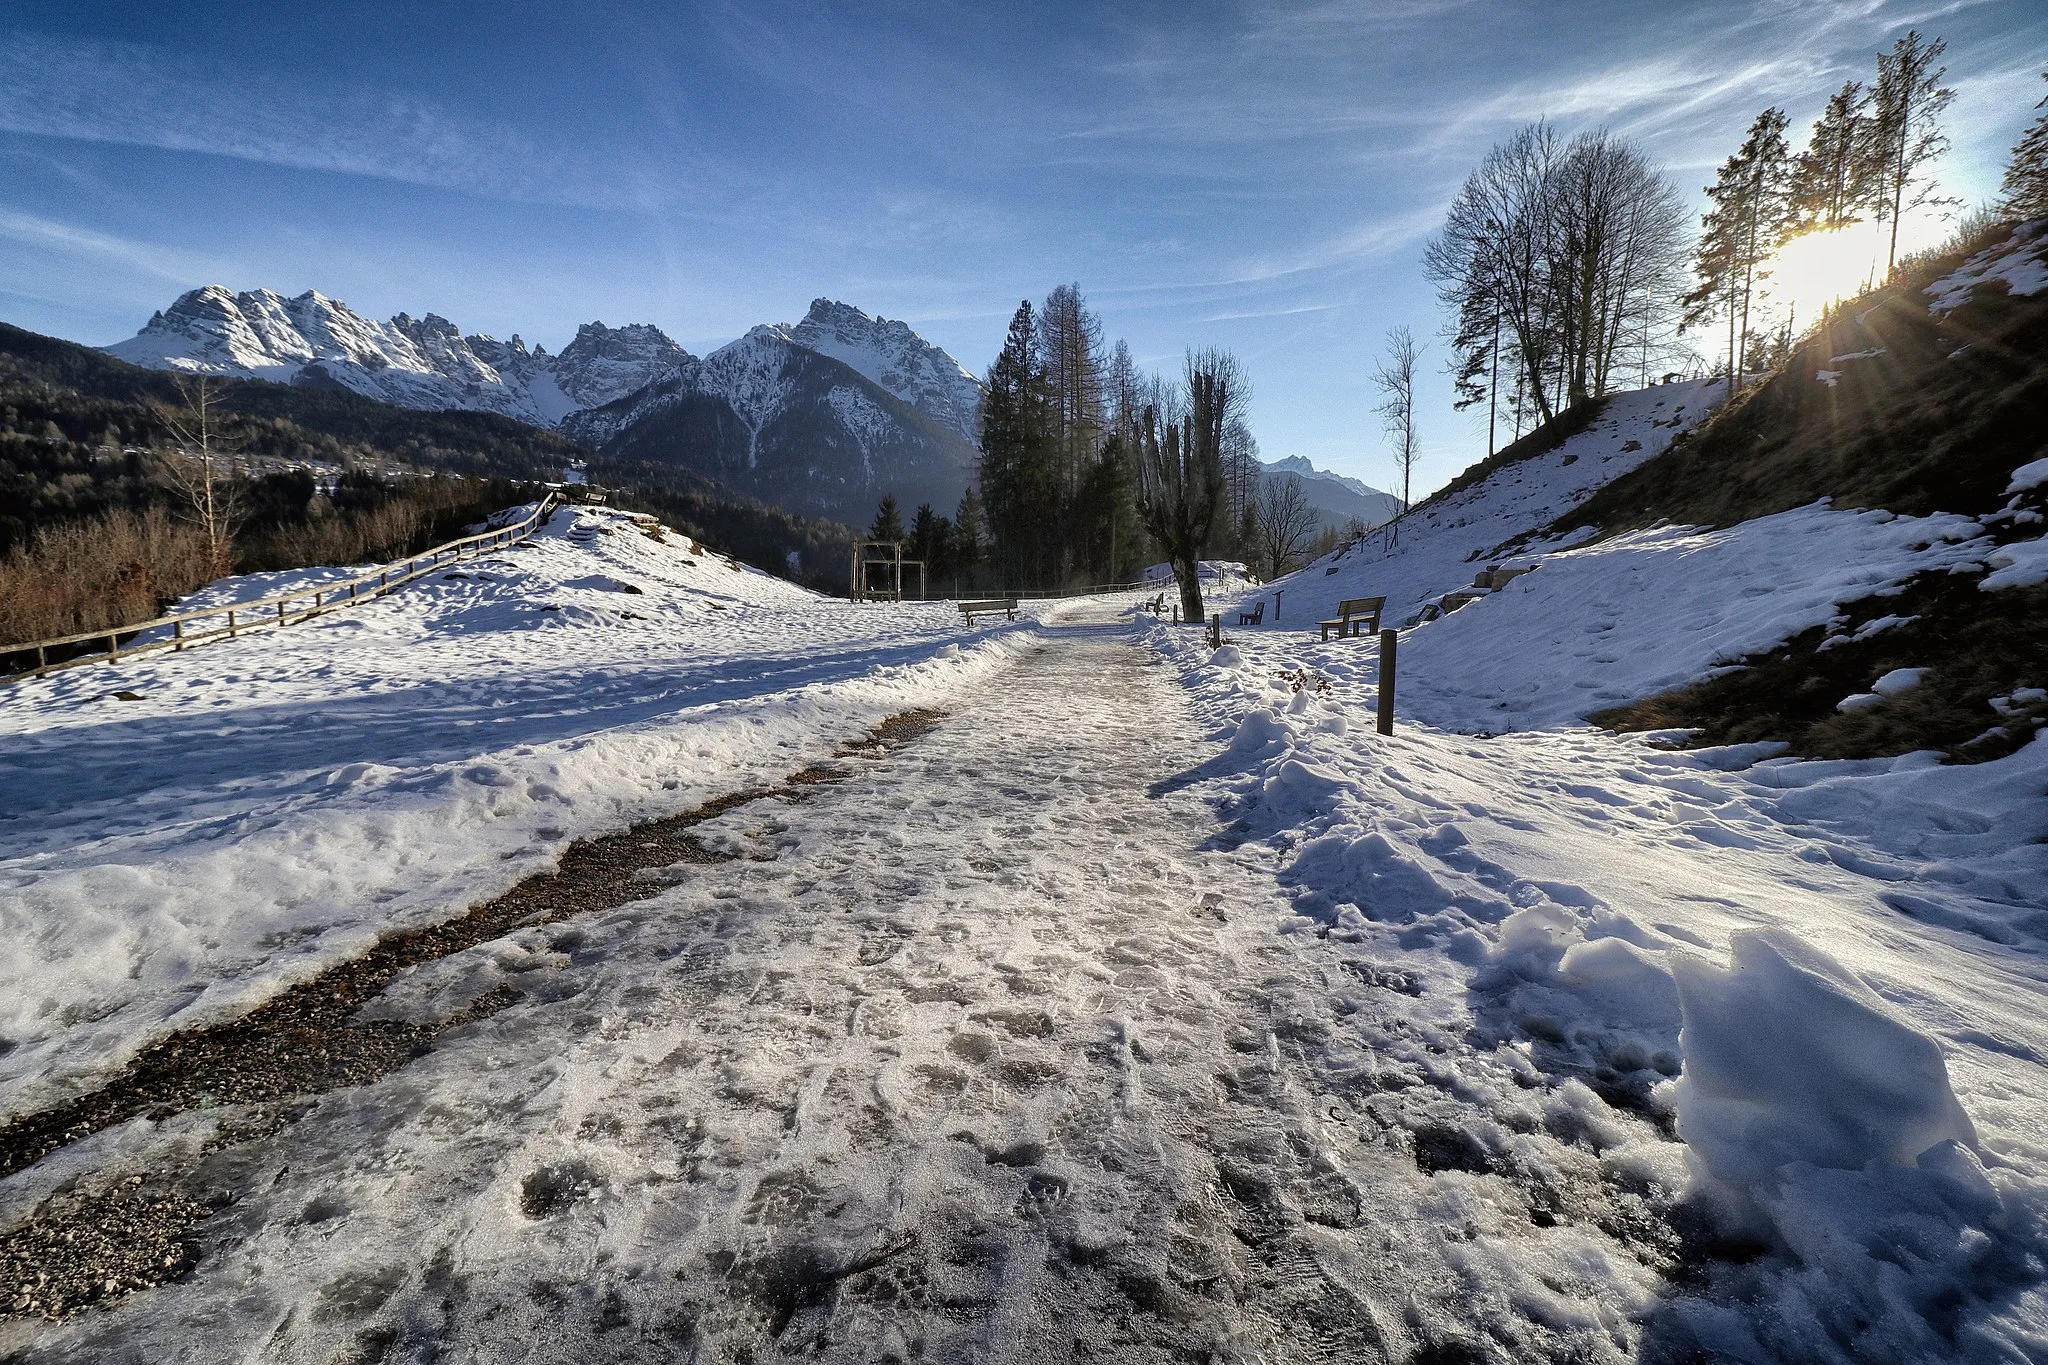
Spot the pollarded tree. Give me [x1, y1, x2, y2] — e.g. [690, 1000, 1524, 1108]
[2001, 68, 2048, 221]
[1137, 362, 1230, 625]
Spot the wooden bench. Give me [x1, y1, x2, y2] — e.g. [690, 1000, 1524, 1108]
[1236, 600, 1265, 626]
[1318, 595, 1385, 641]
[958, 598, 1019, 624]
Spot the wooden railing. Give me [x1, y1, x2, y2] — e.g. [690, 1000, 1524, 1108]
[3, 494, 559, 685]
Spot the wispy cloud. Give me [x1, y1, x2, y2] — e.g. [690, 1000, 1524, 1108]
[0, 207, 213, 283]
[0, 31, 646, 209]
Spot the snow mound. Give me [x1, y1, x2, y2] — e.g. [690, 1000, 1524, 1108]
[1672, 929, 1976, 1189]
[0, 506, 1035, 1114]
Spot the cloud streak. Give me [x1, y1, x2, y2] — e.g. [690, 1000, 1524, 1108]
[0, 31, 642, 209]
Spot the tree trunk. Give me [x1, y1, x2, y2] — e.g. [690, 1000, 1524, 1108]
[1174, 555, 1205, 625]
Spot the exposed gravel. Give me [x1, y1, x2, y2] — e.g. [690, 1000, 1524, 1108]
[0, 710, 942, 1322]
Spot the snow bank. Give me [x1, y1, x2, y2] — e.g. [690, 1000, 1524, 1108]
[1133, 379, 2048, 1356]
[1673, 929, 1976, 1188]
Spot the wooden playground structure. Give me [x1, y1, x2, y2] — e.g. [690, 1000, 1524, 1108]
[849, 540, 926, 602]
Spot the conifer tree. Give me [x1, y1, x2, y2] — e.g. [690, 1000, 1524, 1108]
[1791, 81, 1868, 231]
[1861, 30, 1955, 274]
[951, 487, 986, 587]
[868, 495, 904, 543]
[2001, 68, 2048, 221]
[1686, 108, 1793, 398]
[976, 300, 1058, 585]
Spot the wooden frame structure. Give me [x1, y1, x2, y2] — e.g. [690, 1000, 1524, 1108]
[849, 540, 924, 602]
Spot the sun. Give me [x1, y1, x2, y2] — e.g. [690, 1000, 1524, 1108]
[1757, 210, 1957, 332]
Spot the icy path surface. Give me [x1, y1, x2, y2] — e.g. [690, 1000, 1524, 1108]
[8, 611, 1677, 1363]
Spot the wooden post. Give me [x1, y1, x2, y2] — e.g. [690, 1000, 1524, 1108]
[107, 631, 118, 662]
[1377, 629, 1397, 735]
[1208, 613, 1221, 650]
[35, 643, 46, 678]
[174, 619, 184, 652]
[227, 609, 237, 638]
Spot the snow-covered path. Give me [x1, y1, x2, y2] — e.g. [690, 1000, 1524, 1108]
[5, 610, 1677, 1363]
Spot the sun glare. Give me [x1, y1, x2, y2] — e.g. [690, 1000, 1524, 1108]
[1760, 210, 1955, 331]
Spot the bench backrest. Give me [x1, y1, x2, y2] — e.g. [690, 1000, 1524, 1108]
[1335, 596, 1385, 617]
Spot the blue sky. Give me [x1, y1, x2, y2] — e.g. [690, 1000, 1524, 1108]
[1, 0, 2042, 497]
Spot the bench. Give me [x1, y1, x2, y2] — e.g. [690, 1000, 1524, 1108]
[1236, 600, 1265, 626]
[958, 597, 1019, 624]
[1318, 595, 1385, 641]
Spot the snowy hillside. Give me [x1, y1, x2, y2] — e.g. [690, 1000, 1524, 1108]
[105, 287, 691, 428]
[1144, 372, 2048, 1359]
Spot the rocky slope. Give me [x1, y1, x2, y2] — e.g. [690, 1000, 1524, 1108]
[1260, 454, 1404, 530]
[567, 326, 977, 526]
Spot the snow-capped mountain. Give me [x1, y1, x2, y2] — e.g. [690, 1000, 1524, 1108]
[105, 287, 692, 429]
[108, 286, 985, 527]
[785, 299, 983, 441]
[1260, 454, 1405, 530]
[566, 325, 977, 526]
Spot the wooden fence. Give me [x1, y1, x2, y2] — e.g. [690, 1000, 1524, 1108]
[3, 494, 560, 686]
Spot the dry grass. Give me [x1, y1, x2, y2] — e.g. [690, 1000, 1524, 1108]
[0, 506, 212, 649]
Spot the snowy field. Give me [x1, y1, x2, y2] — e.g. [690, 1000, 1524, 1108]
[3, 372, 2047, 1360]
[0, 506, 1038, 1117]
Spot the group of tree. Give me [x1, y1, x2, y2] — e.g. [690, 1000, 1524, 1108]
[1423, 124, 1692, 456]
[1685, 30, 1959, 397]
[967, 283, 1288, 602]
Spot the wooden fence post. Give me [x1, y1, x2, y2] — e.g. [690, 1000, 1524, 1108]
[227, 610, 236, 638]
[1208, 613, 1221, 650]
[1377, 629, 1397, 735]
[174, 619, 184, 652]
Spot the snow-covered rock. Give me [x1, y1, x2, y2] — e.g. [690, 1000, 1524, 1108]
[105, 286, 693, 429]
[786, 298, 983, 441]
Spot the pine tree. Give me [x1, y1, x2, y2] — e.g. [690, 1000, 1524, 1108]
[909, 502, 950, 586]
[868, 495, 904, 543]
[951, 486, 987, 589]
[1790, 81, 1868, 232]
[976, 300, 1059, 585]
[1861, 30, 1955, 274]
[1685, 109, 1793, 398]
[2001, 68, 2048, 221]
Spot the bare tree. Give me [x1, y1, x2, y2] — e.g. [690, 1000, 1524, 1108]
[153, 374, 245, 577]
[1426, 124, 1687, 427]
[1254, 474, 1318, 580]
[1372, 327, 1422, 513]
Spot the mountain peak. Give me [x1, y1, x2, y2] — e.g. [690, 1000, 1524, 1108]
[787, 301, 981, 440]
